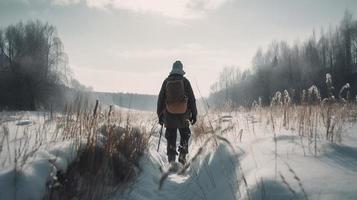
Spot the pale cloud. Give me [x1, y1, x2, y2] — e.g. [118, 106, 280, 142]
[113, 43, 207, 59]
[107, 43, 249, 70]
[51, 0, 81, 6]
[52, 0, 230, 19]
[186, 0, 229, 11]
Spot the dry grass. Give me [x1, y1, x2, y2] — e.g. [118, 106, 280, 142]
[44, 100, 150, 200]
[250, 78, 357, 157]
[0, 96, 150, 200]
[192, 116, 214, 141]
[0, 93, 155, 200]
[265, 101, 355, 156]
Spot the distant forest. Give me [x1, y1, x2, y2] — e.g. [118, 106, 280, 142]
[209, 11, 357, 107]
[0, 20, 158, 111]
[0, 20, 71, 110]
[93, 92, 157, 111]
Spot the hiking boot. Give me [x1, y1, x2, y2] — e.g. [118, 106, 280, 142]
[178, 153, 186, 165]
[168, 155, 176, 163]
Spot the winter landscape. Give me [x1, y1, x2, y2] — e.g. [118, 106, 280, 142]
[1, 1, 357, 200]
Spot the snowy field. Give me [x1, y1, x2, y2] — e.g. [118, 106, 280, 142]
[1, 106, 357, 200]
[118, 107, 357, 200]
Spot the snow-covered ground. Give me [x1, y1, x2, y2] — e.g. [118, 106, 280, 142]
[0, 108, 156, 200]
[117, 110, 357, 200]
[1, 108, 357, 200]
[0, 111, 79, 199]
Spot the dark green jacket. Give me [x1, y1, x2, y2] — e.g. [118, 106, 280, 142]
[157, 74, 197, 128]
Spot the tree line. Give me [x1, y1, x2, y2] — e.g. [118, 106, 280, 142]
[209, 11, 357, 107]
[0, 20, 161, 112]
[0, 20, 72, 110]
[93, 92, 157, 111]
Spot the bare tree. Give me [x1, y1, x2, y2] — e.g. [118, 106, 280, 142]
[0, 20, 70, 110]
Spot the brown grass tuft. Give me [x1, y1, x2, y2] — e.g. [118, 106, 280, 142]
[44, 101, 149, 200]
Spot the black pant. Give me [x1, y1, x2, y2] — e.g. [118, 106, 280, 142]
[165, 127, 191, 157]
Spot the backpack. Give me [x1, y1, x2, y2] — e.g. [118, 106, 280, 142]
[165, 79, 188, 114]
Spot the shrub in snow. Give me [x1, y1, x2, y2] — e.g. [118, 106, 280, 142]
[258, 97, 262, 107]
[45, 120, 149, 199]
[283, 90, 291, 106]
[1, 101, 151, 200]
[301, 89, 307, 104]
[307, 85, 321, 104]
[326, 73, 335, 99]
[251, 97, 262, 110]
[270, 91, 282, 107]
[251, 100, 258, 109]
[338, 83, 351, 102]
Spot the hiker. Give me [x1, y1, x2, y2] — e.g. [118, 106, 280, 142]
[157, 60, 197, 165]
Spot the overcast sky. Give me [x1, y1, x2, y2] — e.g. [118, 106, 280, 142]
[1, 0, 357, 96]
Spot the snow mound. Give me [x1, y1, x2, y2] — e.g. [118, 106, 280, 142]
[0, 141, 77, 200]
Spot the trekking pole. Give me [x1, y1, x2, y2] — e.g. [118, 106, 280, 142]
[157, 124, 163, 152]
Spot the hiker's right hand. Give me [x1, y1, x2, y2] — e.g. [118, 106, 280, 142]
[159, 114, 164, 125]
[190, 114, 197, 125]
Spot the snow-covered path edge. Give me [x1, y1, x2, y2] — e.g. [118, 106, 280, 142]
[116, 129, 249, 200]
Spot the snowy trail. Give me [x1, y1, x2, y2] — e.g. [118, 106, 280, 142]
[117, 133, 245, 200]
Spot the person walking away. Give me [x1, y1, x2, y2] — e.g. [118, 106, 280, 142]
[157, 60, 197, 165]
